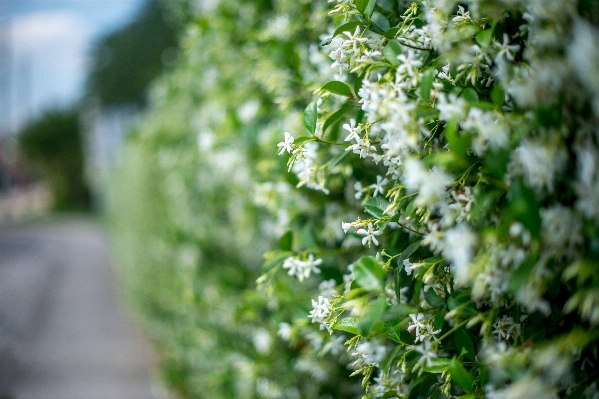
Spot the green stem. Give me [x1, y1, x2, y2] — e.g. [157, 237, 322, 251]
[437, 317, 474, 342]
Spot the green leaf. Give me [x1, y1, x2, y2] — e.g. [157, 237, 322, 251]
[508, 177, 541, 237]
[482, 147, 509, 179]
[491, 84, 505, 106]
[363, 196, 392, 218]
[508, 253, 538, 293]
[381, 345, 404, 374]
[303, 101, 318, 135]
[381, 303, 417, 321]
[323, 104, 352, 133]
[293, 136, 313, 145]
[397, 239, 422, 266]
[355, 0, 376, 18]
[333, 317, 359, 334]
[420, 68, 435, 101]
[327, 151, 349, 174]
[423, 357, 450, 373]
[321, 81, 352, 97]
[384, 27, 400, 39]
[444, 119, 471, 161]
[353, 255, 386, 291]
[424, 288, 444, 307]
[333, 21, 363, 38]
[371, 11, 390, 32]
[278, 230, 293, 251]
[359, 295, 388, 335]
[383, 40, 402, 66]
[454, 329, 475, 361]
[459, 87, 479, 103]
[475, 28, 494, 48]
[449, 358, 474, 393]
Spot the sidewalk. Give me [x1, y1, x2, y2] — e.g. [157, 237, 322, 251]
[0, 216, 158, 399]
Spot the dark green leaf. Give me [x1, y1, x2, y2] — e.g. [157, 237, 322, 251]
[444, 119, 471, 161]
[364, 196, 392, 218]
[321, 81, 352, 96]
[491, 84, 505, 106]
[333, 21, 363, 38]
[381, 303, 417, 321]
[482, 147, 509, 179]
[508, 177, 541, 237]
[423, 357, 450, 373]
[333, 317, 359, 334]
[371, 11, 390, 32]
[508, 253, 538, 293]
[303, 101, 318, 135]
[359, 295, 388, 335]
[460, 87, 479, 103]
[323, 104, 352, 133]
[424, 288, 445, 307]
[383, 40, 402, 66]
[355, 0, 376, 18]
[384, 27, 400, 39]
[397, 239, 422, 266]
[381, 345, 404, 374]
[353, 255, 387, 291]
[278, 230, 293, 251]
[449, 358, 474, 393]
[454, 329, 475, 361]
[420, 68, 435, 101]
[475, 29, 494, 48]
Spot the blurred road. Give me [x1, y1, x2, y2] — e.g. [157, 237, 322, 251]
[0, 216, 156, 399]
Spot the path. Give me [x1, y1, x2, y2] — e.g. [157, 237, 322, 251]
[0, 216, 158, 399]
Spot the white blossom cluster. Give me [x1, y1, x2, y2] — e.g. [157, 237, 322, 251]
[272, 0, 599, 398]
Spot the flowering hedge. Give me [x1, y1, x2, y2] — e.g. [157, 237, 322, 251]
[110, 0, 599, 398]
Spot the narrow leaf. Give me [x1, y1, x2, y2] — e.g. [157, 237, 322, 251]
[423, 357, 450, 374]
[303, 101, 318, 135]
[454, 329, 476, 361]
[449, 358, 474, 393]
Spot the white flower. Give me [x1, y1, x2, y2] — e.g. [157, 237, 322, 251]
[409, 340, 438, 368]
[443, 226, 476, 286]
[282, 254, 322, 282]
[277, 132, 294, 154]
[343, 26, 368, 55]
[309, 296, 332, 332]
[493, 33, 520, 62]
[356, 222, 382, 247]
[277, 322, 292, 341]
[369, 175, 388, 197]
[343, 119, 362, 142]
[397, 49, 423, 77]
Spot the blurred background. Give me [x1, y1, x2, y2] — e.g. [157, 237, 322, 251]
[0, 0, 183, 397]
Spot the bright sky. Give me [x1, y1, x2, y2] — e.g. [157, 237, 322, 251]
[0, 0, 144, 133]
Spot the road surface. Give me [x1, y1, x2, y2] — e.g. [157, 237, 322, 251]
[0, 216, 158, 399]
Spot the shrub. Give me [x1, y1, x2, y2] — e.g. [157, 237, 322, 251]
[111, 0, 599, 398]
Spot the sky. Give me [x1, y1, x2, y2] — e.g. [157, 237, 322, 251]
[0, 0, 145, 134]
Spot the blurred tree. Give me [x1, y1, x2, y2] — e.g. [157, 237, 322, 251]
[18, 108, 90, 210]
[86, 0, 181, 107]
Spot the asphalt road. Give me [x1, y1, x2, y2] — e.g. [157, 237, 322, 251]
[0, 216, 158, 399]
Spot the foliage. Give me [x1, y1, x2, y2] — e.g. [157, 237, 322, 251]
[86, 0, 181, 107]
[110, 0, 599, 398]
[18, 108, 89, 210]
